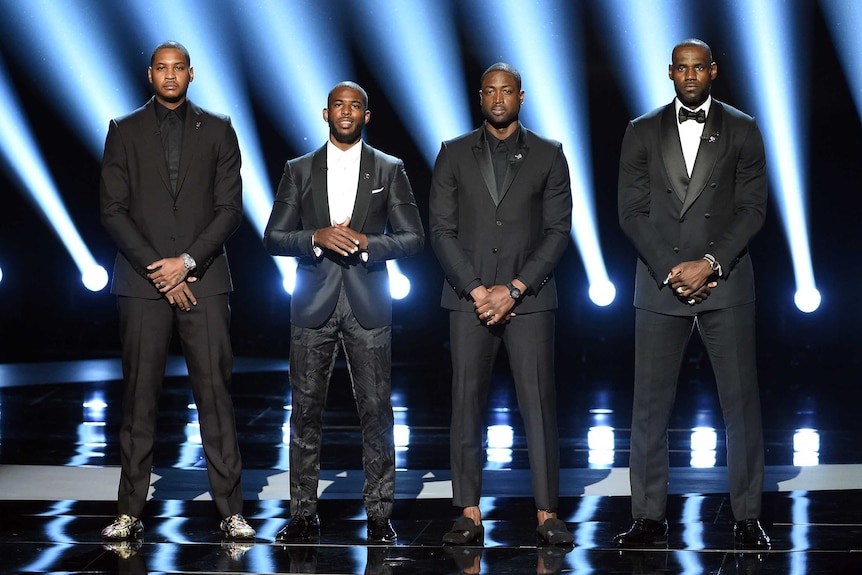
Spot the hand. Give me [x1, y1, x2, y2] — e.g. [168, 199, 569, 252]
[165, 281, 197, 311]
[667, 259, 714, 298]
[313, 217, 367, 256]
[681, 280, 718, 305]
[147, 256, 188, 292]
[474, 285, 516, 326]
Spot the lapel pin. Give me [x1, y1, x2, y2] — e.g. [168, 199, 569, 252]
[195, 121, 202, 129]
[514, 153, 523, 160]
[364, 173, 370, 179]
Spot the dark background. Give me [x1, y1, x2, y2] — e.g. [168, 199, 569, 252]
[0, 2, 859, 399]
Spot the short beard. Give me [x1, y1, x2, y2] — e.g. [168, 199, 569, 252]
[329, 119, 364, 145]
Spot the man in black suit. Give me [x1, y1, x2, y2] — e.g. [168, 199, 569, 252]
[100, 41, 254, 540]
[264, 81, 424, 544]
[430, 63, 574, 546]
[614, 38, 770, 549]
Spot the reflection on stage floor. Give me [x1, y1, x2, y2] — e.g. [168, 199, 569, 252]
[1, 357, 860, 574]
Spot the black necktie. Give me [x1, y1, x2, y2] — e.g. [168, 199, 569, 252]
[493, 140, 508, 202]
[161, 110, 182, 193]
[678, 107, 706, 124]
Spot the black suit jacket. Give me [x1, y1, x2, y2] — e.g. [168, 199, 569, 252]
[618, 100, 768, 315]
[429, 124, 572, 313]
[263, 142, 424, 329]
[100, 97, 242, 298]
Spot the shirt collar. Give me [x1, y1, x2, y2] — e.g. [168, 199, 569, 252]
[154, 99, 189, 123]
[326, 138, 362, 166]
[675, 95, 712, 116]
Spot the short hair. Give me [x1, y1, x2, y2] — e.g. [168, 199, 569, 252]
[672, 38, 713, 63]
[150, 41, 191, 67]
[327, 81, 369, 110]
[480, 62, 522, 90]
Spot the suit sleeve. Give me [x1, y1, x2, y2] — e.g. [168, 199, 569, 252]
[429, 142, 481, 295]
[364, 159, 424, 262]
[183, 118, 243, 277]
[709, 121, 767, 276]
[515, 143, 572, 293]
[100, 119, 161, 276]
[617, 121, 680, 286]
[263, 160, 316, 257]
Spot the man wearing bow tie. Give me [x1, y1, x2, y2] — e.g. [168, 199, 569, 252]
[264, 82, 424, 544]
[430, 63, 574, 546]
[100, 41, 254, 541]
[615, 39, 770, 549]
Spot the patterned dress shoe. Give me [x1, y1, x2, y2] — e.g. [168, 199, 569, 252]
[101, 514, 144, 540]
[734, 519, 771, 550]
[275, 514, 320, 541]
[367, 517, 397, 544]
[612, 518, 668, 547]
[220, 514, 256, 539]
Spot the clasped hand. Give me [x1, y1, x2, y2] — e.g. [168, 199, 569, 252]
[313, 217, 368, 257]
[472, 285, 516, 326]
[147, 256, 195, 293]
[667, 259, 718, 305]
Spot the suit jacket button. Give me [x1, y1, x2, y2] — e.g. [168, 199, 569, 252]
[496, 220, 502, 226]
[704, 213, 711, 218]
[492, 248, 498, 253]
[673, 247, 680, 253]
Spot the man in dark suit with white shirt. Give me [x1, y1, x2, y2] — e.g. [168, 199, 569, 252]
[100, 41, 254, 541]
[614, 38, 770, 550]
[430, 63, 574, 546]
[264, 81, 424, 544]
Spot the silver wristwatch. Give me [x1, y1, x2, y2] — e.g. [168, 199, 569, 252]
[181, 252, 197, 271]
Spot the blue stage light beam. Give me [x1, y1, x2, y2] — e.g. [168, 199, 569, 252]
[351, 0, 472, 165]
[820, 2, 862, 126]
[468, 0, 615, 306]
[595, 0, 689, 115]
[0, 0, 141, 156]
[121, 0, 298, 292]
[725, 0, 819, 312]
[0, 56, 108, 291]
[234, 1, 412, 299]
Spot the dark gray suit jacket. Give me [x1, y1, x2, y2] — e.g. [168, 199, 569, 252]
[429, 124, 572, 313]
[100, 97, 242, 299]
[263, 142, 424, 329]
[618, 100, 768, 315]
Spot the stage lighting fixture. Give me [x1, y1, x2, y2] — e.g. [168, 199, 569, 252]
[726, 0, 820, 313]
[469, 0, 615, 306]
[0, 59, 108, 292]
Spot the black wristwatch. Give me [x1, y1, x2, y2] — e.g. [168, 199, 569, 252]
[506, 282, 522, 301]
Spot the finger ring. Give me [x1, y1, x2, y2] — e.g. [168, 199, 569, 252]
[676, 286, 684, 294]
[158, 282, 164, 288]
[485, 311, 491, 318]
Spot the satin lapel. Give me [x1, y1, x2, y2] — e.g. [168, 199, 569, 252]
[144, 98, 172, 194]
[498, 123, 529, 204]
[311, 146, 330, 227]
[681, 103, 723, 216]
[660, 104, 689, 204]
[175, 102, 202, 197]
[472, 131, 498, 205]
[350, 143, 375, 231]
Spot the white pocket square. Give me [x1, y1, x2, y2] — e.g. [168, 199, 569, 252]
[371, 187, 384, 194]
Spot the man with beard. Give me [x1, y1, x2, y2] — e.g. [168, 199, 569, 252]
[429, 63, 574, 546]
[614, 38, 770, 549]
[100, 41, 254, 541]
[264, 81, 424, 544]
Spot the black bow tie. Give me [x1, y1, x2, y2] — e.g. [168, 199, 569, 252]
[678, 108, 706, 124]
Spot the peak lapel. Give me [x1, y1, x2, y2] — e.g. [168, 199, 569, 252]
[681, 103, 723, 216]
[498, 124, 529, 204]
[350, 143, 375, 231]
[660, 104, 689, 204]
[174, 102, 202, 198]
[311, 146, 330, 226]
[472, 131, 498, 205]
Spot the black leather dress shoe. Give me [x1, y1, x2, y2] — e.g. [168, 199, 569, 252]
[734, 519, 771, 550]
[612, 518, 668, 547]
[367, 517, 397, 544]
[442, 516, 484, 545]
[275, 514, 320, 541]
[537, 517, 574, 546]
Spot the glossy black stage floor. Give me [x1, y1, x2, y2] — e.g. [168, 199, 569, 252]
[2, 356, 861, 574]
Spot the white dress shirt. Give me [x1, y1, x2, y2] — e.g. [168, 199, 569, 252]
[675, 95, 711, 177]
[326, 139, 361, 225]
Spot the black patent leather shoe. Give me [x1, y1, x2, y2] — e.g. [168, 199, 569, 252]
[734, 519, 771, 550]
[442, 516, 484, 545]
[612, 518, 668, 547]
[367, 517, 397, 544]
[275, 514, 320, 541]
